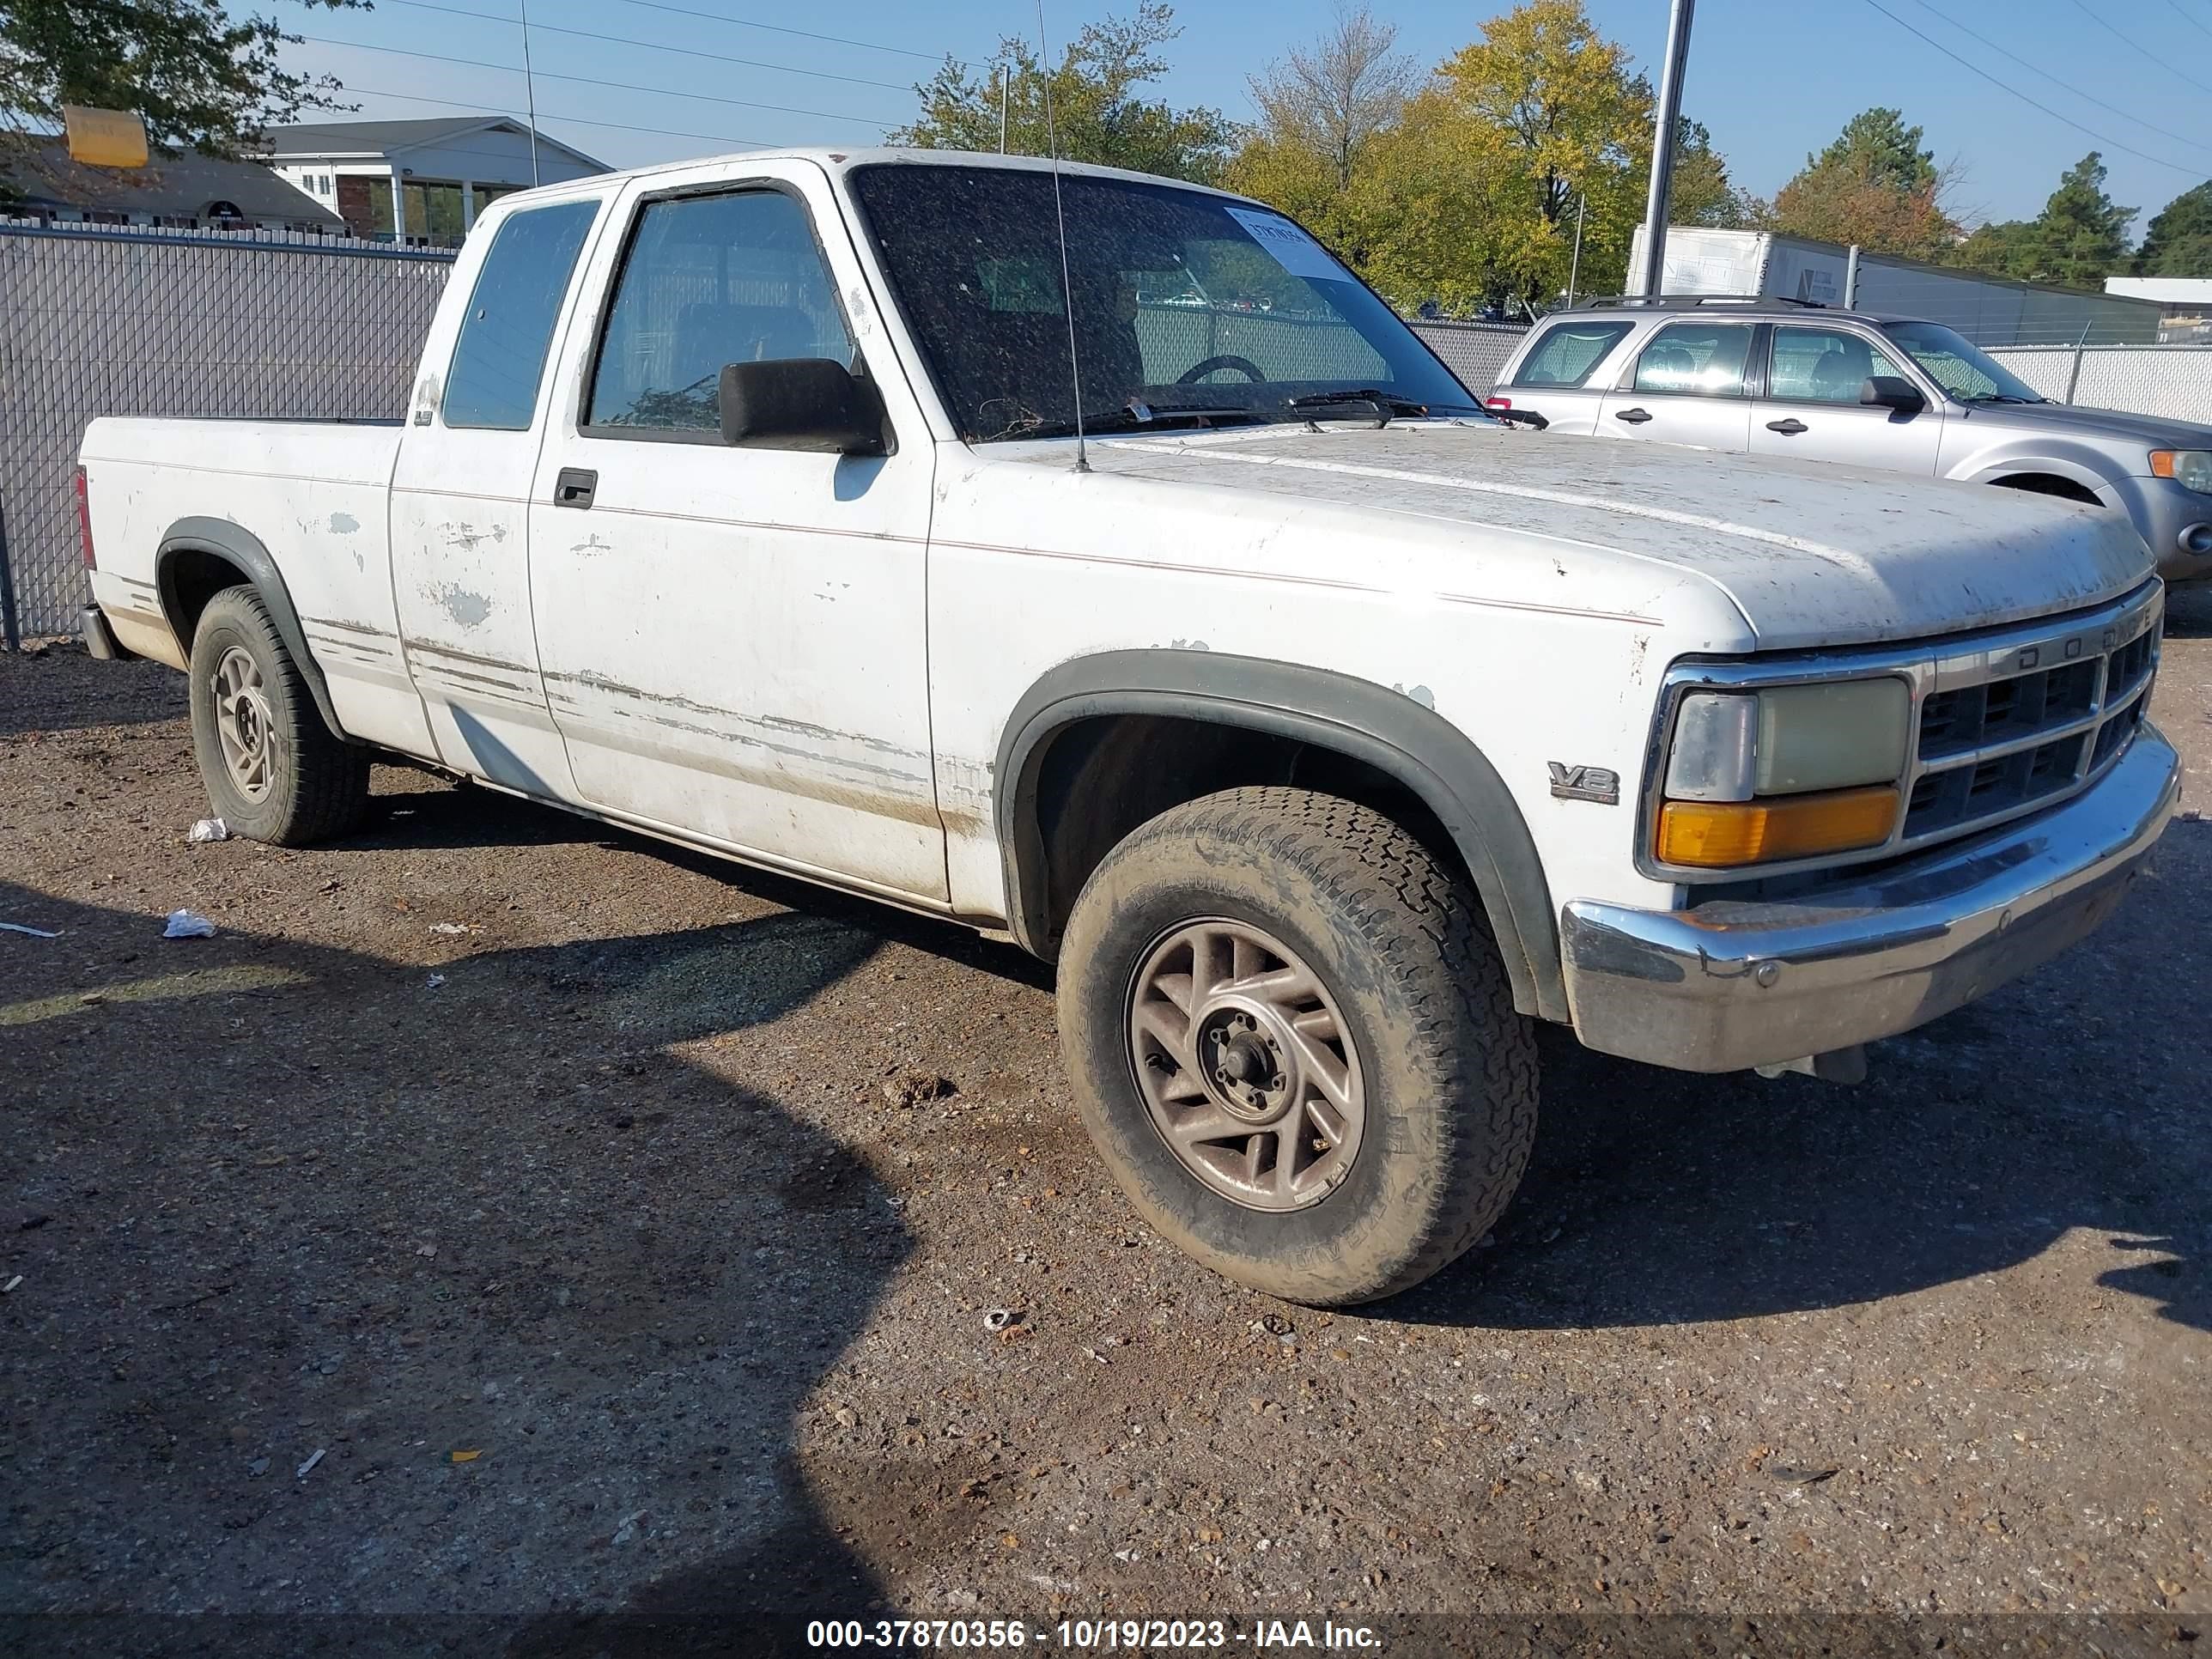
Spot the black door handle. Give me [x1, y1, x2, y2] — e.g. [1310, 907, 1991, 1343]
[1613, 406, 1653, 424]
[1765, 418, 1809, 435]
[554, 467, 598, 508]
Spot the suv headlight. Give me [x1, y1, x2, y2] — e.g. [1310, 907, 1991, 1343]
[1656, 678, 1911, 868]
[2151, 450, 2212, 494]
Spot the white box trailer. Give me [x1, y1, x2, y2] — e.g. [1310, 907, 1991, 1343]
[1626, 226, 2162, 347]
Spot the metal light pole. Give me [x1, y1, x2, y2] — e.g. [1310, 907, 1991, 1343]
[1567, 192, 1588, 307]
[1635, 0, 1695, 299]
[999, 63, 1010, 153]
[519, 0, 543, 188]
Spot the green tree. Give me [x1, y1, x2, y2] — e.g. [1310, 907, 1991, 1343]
[1768, 106, 1959, 259]
[1, 0, 367, 159]
[1669, 118, 1755, 230]
[1958, 153, 2134, 288]
[1805, 106, 1937, 194]
[890, 2, 1237, 185]
[2135, 179, 2212, 277]
[2031, 152, 2133, 284]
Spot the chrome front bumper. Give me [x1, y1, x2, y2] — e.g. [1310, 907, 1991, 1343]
[1561, 726, 2180, 1073]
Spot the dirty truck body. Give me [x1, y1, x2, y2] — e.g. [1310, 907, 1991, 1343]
[78, 149, 2179, 1304]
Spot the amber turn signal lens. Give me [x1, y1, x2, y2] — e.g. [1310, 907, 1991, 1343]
[1656, 786, 1899, 869]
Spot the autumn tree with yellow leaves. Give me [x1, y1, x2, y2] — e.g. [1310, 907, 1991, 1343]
[1226, 0, 1753, 313]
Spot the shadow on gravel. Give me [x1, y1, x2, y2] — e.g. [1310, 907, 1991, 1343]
[2157, 585, 2212, 641]
[342, 777, 1058, 998]
[0, 883, 918, 1648]
[0, 650, 182, 738]
[1396, 816, 2210, 1338]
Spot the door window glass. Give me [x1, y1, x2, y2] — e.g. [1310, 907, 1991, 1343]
[1770, 326, 1910, 404]
[1512, 321, 1632, 388]
[441, 199, 600, 430]
[1631, 323, 1755, 398]
[587, 189, 856, 433]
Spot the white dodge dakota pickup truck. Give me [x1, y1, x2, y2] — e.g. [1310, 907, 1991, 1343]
[78, 149, 2179, 1305]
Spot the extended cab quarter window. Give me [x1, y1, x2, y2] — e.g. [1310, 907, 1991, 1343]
[586, 189, 857, 433]
[441, 198, 600, 430]
[1512, 320, 1632, 388]
[1631, 322, 1755, 398]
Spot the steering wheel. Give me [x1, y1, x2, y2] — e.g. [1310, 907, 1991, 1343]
[1176, 355, 1267, 386]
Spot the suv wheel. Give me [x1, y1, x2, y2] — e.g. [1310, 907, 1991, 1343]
[1056, 787, 1540, 1305]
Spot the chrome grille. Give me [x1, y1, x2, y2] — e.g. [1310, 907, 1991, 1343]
[1644, 579, 2166, 884]
[1899, 585, 2162, 848]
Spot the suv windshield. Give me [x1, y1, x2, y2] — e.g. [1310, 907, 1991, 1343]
[1881, 320, 2047, 404]
[848, 163, 1481, 442]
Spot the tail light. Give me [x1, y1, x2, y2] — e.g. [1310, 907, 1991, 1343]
[75, 466, 97, 569]
[1485, 396, 1512, 410]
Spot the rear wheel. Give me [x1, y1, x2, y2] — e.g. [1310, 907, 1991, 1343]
[187, 586, 368, 845]
[1056, 786, 1540, 1305]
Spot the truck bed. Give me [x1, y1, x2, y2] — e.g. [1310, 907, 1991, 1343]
[80, 417, 423, 752]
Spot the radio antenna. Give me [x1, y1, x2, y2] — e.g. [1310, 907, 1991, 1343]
[1035, 0, 1089, 472]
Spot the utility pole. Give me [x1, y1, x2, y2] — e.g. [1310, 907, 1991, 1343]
[999, 63, 1009, 154]
[519, 0, 543, 188]
[1567, 193, 1588, 307]
[1635, 0, 1695, 299]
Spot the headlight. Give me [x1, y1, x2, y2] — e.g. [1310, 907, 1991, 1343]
[2150, 450, 2212, 494]
[1656, 678, 1911, 869]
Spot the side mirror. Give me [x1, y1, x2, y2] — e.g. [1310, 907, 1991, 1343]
[1861, 374, 1926, 414]
[718, 358, 886, 456]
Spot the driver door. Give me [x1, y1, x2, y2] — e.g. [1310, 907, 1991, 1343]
[527, 160, 947, 902]
[1749, 323, 1947, 472]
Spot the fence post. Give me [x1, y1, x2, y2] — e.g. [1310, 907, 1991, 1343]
[2063, 323, 2092, 404]
[0, 500, 18, 653]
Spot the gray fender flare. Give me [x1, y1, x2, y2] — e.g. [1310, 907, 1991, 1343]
[156, 516, 350, 743]
[994, 649, 1567, 1023]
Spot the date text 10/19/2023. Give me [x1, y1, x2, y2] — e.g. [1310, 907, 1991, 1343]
[805, 1620, 1383, 1650]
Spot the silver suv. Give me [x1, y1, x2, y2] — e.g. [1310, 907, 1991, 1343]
[1486, 298, 2212, 581]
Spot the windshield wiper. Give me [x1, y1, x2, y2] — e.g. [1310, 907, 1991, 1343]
[1286, 389, 1429, 426]
[1285, 390, 1488, 428]
[1012, 404, 1268, 440]
[1960, 392, 2045, 404]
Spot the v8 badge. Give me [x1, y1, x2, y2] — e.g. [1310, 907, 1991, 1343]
[1548, 762, 1620, 805]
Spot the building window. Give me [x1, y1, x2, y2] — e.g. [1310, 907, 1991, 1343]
[319, 174, 332, 195]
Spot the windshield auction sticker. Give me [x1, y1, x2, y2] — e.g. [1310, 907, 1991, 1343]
[1222, 208, 1346, 283]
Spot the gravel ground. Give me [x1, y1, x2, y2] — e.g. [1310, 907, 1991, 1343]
[2, 598, 2208, 1656]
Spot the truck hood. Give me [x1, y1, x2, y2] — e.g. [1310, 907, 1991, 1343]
[1964, 398, 2212, 448]
[1078, 422, 2154, 651]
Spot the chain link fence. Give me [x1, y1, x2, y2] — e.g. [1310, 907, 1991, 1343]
[1984, 344, 2212, 425]
[0, 220, 455, 641]
[9, 229, 2203, 647]
[1408, 319, 1530, 393]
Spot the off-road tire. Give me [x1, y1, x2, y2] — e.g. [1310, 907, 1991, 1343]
[187, 586, 368, 845]
[1057, 786, 1540, 1305]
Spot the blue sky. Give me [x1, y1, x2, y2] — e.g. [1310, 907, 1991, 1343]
[277, 0, 2212, 234]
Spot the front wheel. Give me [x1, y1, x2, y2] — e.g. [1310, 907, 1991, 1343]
[187, 586, 368, 845]
[1056, 787, 1539, 1306]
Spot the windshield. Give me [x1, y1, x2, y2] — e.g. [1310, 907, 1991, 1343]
[847, 163, 1481, 442]
[1882, 320, 2047, 404]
